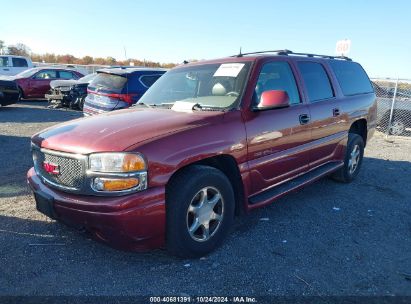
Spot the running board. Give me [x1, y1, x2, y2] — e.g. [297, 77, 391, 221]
[248, 162, 343, 206]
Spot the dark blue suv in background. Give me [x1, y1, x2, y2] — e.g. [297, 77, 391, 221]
[83, 67, 166, 115]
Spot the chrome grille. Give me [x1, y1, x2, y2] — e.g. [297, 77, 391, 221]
[33, 148, 86, 190]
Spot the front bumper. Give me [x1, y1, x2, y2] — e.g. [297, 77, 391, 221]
[27, 167, 166, 251]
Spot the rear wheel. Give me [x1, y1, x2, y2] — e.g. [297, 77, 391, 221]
[166, 165, 235, 258]
[389, 119, 406, 136]
[331, 133, 364, 183]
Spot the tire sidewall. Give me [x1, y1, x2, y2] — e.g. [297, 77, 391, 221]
[343, 134, 364, 182]
[167, 167, 235, 257]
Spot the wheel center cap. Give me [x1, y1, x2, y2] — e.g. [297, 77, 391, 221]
[198, 204, 213, 225]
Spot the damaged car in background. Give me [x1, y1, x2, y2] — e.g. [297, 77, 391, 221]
[46, 73, 97, 109]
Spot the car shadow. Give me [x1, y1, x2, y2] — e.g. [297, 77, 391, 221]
[4, 156, 411, 255]
[0, 135, 33, 198]
[0, 100, 82, 123]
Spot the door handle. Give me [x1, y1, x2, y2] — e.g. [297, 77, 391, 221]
[3, 68, 9, 71]
[333, 108, 341, 116]
[299, 114, 310, 125]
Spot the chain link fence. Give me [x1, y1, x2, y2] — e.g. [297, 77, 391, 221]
[371, 78, 411, 138]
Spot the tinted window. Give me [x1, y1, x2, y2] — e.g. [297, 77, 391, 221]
[140, 74, 162, 87]
[0, 57, 9, 67]
[34, 70, 57, 79]
[298, 62, 334, 102]
[329, 61, 373, 96]
[12, 57, 28, 67]
[254, 61, 300, 105]
[59, 71, 76, 79]
[89, 73, 127, 93]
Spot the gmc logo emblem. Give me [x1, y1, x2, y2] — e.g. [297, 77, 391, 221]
[43, 162, 60, 175]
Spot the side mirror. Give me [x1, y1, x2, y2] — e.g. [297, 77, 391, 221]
[255, 90, 290, 110]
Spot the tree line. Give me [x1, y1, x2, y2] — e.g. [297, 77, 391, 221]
[0, 40, 177, 68]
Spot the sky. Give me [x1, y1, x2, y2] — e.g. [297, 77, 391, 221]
[1, 0, 410, 78]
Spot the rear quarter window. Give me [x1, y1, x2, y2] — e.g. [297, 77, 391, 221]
[329, 61, 373, 96]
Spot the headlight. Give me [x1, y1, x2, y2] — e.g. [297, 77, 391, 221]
[89, 153, 146, 172]
[88, 152, 147, 193]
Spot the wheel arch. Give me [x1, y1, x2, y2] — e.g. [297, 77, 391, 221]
[165, 154, 246, 216]
[349, 119, 367, 146]
[18, 86, 25, 99]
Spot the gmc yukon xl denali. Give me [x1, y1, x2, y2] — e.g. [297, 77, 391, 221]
[27, 50, 377, 257]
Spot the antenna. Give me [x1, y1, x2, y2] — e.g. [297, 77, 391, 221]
[239, 47, 242, 57]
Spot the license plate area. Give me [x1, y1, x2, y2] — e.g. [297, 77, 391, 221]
[34, 191, 56, 219]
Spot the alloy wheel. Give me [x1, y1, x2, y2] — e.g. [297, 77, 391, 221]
[348, 144, 360, 175]
[186, 186, 224, 242]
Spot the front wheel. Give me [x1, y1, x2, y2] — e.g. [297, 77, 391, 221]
[18, 87, 24, 101]
[166, 165, 235, 258]
[331, 133, 364, 183]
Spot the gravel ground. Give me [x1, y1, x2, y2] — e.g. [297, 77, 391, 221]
[0, 101, 410, 297]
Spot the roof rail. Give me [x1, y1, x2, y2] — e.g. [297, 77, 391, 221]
[232, 49, 352, 61]
[233, 49, 292, 57]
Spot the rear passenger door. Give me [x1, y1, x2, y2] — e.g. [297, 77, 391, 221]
[297, 61, 346, 169]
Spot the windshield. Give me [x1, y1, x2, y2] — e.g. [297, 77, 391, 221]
[16, 68, 38, 78]
[138, 62, 251, 109]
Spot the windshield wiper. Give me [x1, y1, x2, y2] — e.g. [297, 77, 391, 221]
[192, 103, 224, 111]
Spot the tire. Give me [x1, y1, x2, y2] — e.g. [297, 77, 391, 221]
[389, 119, 406, 136]
[331, 133, 364, 183]
[18, 87, 24, 101]
[166, 165, 235, 258]
[78, 97, 85, 111]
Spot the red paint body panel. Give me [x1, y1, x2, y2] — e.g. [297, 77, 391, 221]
[27, 168, 165, 250]
[27, 54, 377, 252]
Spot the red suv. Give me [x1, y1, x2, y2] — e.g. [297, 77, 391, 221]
[27, 50, 377, 257]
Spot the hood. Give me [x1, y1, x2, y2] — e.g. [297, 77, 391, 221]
[50, 79, 79, 89]
[0, 79, 17, 87]
[32, 108, 224, 154]
[0, 75, 17, 81]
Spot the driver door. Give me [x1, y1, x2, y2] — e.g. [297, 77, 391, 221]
[28, 69, 58, 97]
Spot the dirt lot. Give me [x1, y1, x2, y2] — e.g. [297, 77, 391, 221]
[0, 101, 410, 297]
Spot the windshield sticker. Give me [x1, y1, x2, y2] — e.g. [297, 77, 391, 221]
[213, 63, 245, 77]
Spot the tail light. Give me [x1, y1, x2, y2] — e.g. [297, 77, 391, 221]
[87, 89, 138, 104]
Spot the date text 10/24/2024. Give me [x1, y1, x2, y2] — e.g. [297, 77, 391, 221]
[149, 296, 257, 303]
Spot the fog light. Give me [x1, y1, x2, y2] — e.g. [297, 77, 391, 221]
[93, 177, 139, 191]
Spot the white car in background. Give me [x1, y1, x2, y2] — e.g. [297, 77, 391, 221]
[0, 55, 34, 76]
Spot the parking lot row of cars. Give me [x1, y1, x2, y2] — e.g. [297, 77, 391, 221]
[0, 55, 166, 114]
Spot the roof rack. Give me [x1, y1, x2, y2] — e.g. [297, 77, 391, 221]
[233, 49, 352, 61]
